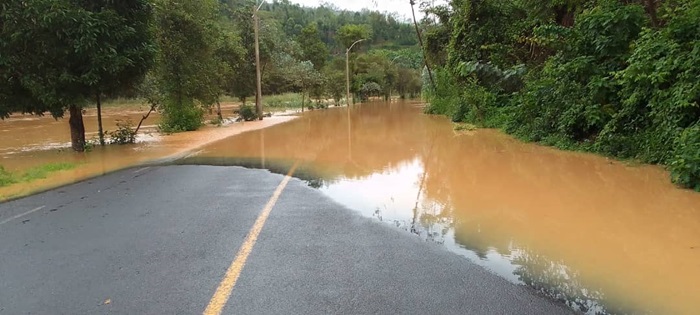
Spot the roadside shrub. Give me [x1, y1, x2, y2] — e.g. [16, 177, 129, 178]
[160, 99, 204, 133]
[238, 104, 257, 121]
[669, 124, 700, 191]
[424, 70, 461, 118]
[109, 120, 137, 144]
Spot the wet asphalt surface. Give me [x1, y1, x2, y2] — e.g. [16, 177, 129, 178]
[0, 165, 573, 314]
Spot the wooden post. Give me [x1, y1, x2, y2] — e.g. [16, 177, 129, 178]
[410, 0, 436, 88]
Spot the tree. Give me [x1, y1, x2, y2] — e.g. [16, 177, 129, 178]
[152, 0, 227, 132]
[212, 26, 245, 121]
[221, 0, 281, 104]
[396, 68, 423, 98]
[337, 24, 373, 49]
[87, 1, 155, 146]
[323, 67, 347, 105]
[288, 61, 323, 112]
[299, 23, 330, 70]
[0, 0, 155, 152]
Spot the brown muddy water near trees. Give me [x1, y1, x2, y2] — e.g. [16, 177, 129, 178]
[0, 104, 294, 200]
[179, 101, 700, 315]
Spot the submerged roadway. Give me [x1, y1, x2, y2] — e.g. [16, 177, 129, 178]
[0, 165, 573, 314]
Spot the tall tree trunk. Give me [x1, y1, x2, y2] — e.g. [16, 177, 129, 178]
[216, 100, 223, 121]
[69, 105, 86, 152]
[410, 0, 436, 88]
[301, 92, 305, 113]
[644, 0, 660, 27]
[96, 93, 105, 146]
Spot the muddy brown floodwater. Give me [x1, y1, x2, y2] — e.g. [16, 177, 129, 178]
[0, 104, 294, 200]
[180, 101, 700, 315]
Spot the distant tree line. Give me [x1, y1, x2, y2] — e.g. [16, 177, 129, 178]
[0, 0, 424, 151]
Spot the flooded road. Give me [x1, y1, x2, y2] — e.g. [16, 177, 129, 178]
[181, 101, 700, 315]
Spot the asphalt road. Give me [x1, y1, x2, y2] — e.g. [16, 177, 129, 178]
[0, 165, 573, 314]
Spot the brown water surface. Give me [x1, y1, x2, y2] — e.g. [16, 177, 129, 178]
[0, 104, 294, 200]
[182, 101, 700, 315]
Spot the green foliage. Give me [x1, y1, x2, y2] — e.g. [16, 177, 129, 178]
[263, 1, 416, 50]
[322, 68, 347, 105]
[109, 120, 137, 145]
[0, 166, 17, 187]
[238, 104, 258, 122]
[159, 100, 204, 132]
[337, 24, 373, 48]
[152, 0, 230, 132]
[0, 162, 79, 187]
[426, 0, 700, 190]
[264, 93, 304, 108]
[0, 0, 155, 151]
[603, 0, 700, 163]
[220, 0, 277, 100]
[20, 163, 77, 182]
[425, 69, 462, 118]
[670, 124, 700, 191]
[299, 23, 329, 70]
[396, 68, 423, 99]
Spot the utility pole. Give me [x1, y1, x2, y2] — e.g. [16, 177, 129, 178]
[409, 0, 435, 88]
[253, 1, 265, 120]
[345, 38, 366, 107]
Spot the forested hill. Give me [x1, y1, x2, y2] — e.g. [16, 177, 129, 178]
[421, 0, 700, 191]
[261, 0, 418, 51]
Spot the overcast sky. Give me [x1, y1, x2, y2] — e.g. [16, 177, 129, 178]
[288, 0, 426, 20]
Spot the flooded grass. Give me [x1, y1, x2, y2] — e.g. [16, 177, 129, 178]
[0, 163, 77, 187]
[0, 166, 15, 187]
[20, 162, 78, 182]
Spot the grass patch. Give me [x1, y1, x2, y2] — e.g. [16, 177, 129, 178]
[263, 93, 304, 109]
[20, 163, 78, 182]
[0, 166, 17, 187]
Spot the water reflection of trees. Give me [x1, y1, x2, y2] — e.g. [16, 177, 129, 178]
[186, 103, 433, 181]
[418, 123, 658, 315]
[511, 249, 609, 314]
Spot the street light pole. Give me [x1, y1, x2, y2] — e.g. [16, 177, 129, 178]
[253, 1, 265, 120]
[345, 39, 366, 107]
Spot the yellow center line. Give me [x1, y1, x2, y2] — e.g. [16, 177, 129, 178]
[203, 162, 300, 315]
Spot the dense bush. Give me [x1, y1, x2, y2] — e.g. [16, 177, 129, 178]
[425, 0, 700, 189]
[159, 99, 204, 132]
[670, 124, 700, 191]
[238, 104, 258, 121]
